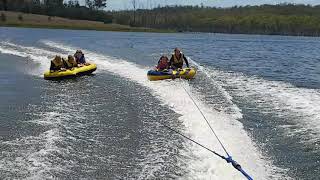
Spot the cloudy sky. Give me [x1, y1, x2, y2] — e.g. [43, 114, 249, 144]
[77, 0, 320, 10]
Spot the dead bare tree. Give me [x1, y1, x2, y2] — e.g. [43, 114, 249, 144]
[132, 0, 136, 25]
[2, 0, 8, 11]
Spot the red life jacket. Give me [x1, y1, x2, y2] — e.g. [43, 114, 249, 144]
[157, 61, 169, 70]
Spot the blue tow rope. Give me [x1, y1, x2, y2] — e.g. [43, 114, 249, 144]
[162, 82, 254, 180]
[224, 156, 253, 180]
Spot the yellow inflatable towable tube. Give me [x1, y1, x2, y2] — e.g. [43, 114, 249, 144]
[147, 68, 196, 81]
[44, 63, 97, 80]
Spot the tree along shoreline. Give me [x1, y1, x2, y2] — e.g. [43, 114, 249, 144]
[0, 0, 113, 24]
[111, 4, 320, 37]
[2, 3, 320, 37]
[0, 11, 172, 33]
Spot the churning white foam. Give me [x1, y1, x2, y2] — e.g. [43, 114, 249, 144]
[0, 94, 104, 179]
[0, 111, 68, 179]
[205, 67, 320, 143]
[190, 59, 243, 120]
[0, 41, 58, 76]
[40, 40, 286, 179]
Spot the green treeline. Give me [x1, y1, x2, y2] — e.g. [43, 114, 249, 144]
[112, 4, 320, 36]
[2, 2, 320, 36]
[0, 0, 112, 23]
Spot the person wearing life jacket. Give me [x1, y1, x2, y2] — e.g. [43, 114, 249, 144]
[63, 55, 78, 69]
[74, 50, 87, 65]
[169, 48, 189, 69]
[50, 55, 65, 71]
[155, 55, 169, 71]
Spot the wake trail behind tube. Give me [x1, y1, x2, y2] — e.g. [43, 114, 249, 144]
[0, 41, 59, 76]
[178, 83, 254, 180]
[188, 59, 243, 120]
[0, 110, 70, 179]
[1, 85, 111, 179]
[203, 67, 320, 143]
[41, 40, 286, 179]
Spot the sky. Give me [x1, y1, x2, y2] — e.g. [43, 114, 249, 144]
[77, 0, 320, 10]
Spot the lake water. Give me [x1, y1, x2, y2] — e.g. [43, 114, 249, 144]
[0, 27, 319, 179]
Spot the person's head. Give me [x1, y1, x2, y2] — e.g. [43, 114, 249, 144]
[52, 55, 63, 66]
[174, 48, 181, 56]
[159, 55, 168, 63]
[75, 50, 83, 57]
[53, 55, 62, 62]
[68, 55, 75, 61]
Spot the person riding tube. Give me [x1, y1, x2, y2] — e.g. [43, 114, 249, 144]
[63, 55, 78, 69]
[74, 50, 87, 65]
[155, 55, 169, 71]
[50, 55, 65, 71]
[169, 48, 189, 70]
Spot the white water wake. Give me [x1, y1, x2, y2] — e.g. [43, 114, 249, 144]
[203, 67, 320, 143]
[0, 40, 288, 179]
[189, 59, 244, 120]
[40, 40, 285, 179]
[0, 41, 59, 76]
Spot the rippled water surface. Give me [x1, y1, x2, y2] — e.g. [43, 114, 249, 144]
[0, 27, 319, 179]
